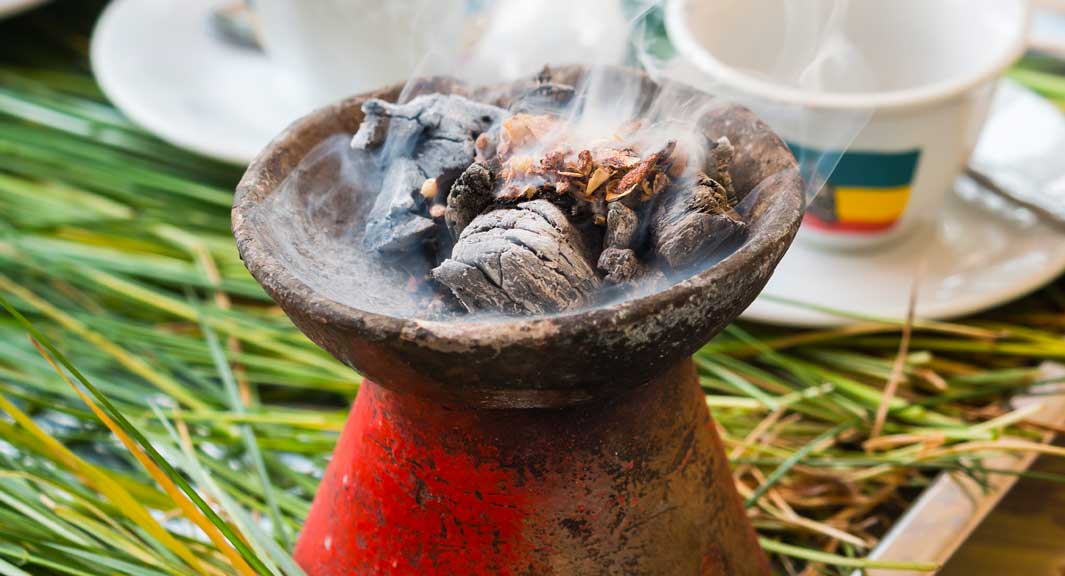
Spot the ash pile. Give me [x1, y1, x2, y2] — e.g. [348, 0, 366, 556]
[353, 70, 749, 317]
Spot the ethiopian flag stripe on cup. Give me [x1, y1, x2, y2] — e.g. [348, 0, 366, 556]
[789, 142, 922, 233]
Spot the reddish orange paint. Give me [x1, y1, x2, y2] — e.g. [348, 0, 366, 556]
[295, 380, 534, 575]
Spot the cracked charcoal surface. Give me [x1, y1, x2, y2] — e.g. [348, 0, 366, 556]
[706, 137, 739, 205]
[431, 200, 600, 315]
[598, 247, 640, 284]
[352, 94, 506, 156]
[362, 157, 437, 254]
[649, 172, 747, 271]
[445, 162, 496, 241]
[356, 95, 506, 255]
[604, 201, 639, 249]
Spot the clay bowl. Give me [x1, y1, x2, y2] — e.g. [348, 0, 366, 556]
[233, 66, 804, 409]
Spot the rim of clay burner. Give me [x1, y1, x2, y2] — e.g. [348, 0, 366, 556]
[233, 67, 803, 398]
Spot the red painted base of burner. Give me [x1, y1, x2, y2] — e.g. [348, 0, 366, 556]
[294, 359, 770, 576]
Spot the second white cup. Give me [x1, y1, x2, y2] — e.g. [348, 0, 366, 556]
[667, 0, 1031, 250]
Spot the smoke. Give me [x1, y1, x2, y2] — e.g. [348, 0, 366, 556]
[772, 0, 876, 93]
[260, 0, 871, 320]
[668, 0, 873, 205]
[454, 0, 872, 210]
[463, 0, 631, 83]
[357, 0, 873, 217]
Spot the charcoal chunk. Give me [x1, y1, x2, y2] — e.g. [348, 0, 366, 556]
[432, 200, 600, 315]
[430, 260, 515, 313]
[598, 247, 640, 284]
[445, 162, 496, 240]
[604, 201, 638, 249]
[649, 172, 746, 270]
[705, 137, 738, 206]
[354, 94, 507, 257]
[362, 157, 437, 254]
[351, 94, 505, 180]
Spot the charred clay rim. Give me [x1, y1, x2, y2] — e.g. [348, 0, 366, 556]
[233, 66, 803, 399]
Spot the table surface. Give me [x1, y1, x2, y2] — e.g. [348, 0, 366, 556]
[940, 442, 1065, 576]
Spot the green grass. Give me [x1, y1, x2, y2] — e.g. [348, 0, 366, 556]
[1, 3, 1064, 575]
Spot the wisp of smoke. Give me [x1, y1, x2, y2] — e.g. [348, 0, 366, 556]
[259, 0, 869, 321]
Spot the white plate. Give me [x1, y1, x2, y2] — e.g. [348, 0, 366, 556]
[744, 82, 1065, 327]
[0, 0, 46, 19]
[744, 193, 1065, 327]
[90, 0, 310, 164]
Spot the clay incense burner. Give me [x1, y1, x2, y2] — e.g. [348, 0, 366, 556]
[233, 66, 803, 575]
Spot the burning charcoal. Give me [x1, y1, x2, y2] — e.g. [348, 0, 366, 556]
[363, 157, 437, 255]
[649, 171, 746, 270]
[352, 95, 504, 152]
[598, 247, 640, 285]
[347, 73, 754, 316]
[353, 94, 508, 258]
[690, 174, 734, 215]
[599, 203, 644, 285]
[351, 100, 420, 151]
[445, 162, 496, 240]
[604, 201, 638, 249]
[349, 103, 388, 150]
[432, 199, 600, 315]
[706, 137, 738, 205]
[431, 260, 516, 313]
[352, 93, 506, 192]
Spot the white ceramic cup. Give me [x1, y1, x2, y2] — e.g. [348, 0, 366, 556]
[666, 0, 1031, 250]
[254, 0, 469, 108]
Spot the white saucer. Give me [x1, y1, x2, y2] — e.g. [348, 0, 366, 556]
[743, 193, 1065, 327]
[90, 0, 310, 164]
[0, 0, 47, 19]
[744, 82, 1065, 327]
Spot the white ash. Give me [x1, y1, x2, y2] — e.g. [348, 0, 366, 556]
[354, 94, 506, 255]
